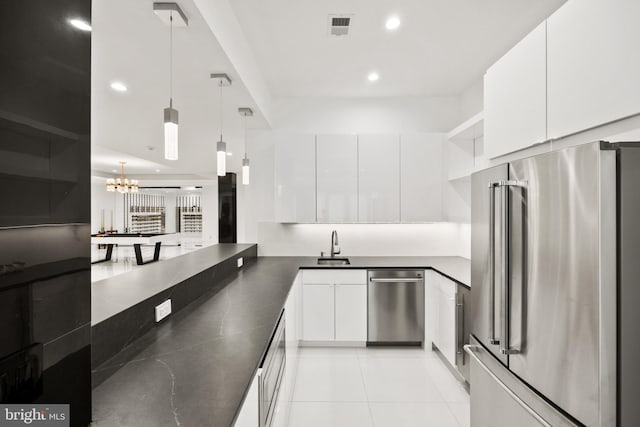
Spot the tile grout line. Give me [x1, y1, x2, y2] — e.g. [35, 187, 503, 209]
[356, 349, 377, 427]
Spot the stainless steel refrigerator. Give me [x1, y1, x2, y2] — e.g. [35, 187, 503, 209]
[469, 141, 640, 426]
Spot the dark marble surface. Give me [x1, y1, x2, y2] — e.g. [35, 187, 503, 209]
[91, 255, 469, 426]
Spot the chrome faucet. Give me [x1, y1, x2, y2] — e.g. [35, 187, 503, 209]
[330, 230, 341, 258]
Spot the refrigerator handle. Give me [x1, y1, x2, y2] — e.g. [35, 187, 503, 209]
[488, 182, 499, 345]
[498, 180, 524, 356]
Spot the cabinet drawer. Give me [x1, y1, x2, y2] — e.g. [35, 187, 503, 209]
[302, 269, 366, 285]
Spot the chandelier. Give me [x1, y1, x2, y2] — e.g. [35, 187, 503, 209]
[106, 162, 139, 193]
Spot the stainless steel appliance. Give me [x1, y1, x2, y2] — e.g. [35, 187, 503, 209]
[257, 310, 286, 427]
[367, 269, 424, 345]
[469, 141, 640, 426]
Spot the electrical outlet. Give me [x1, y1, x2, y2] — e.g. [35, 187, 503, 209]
[237, 257, 243, 268]
[155, 299, 172, 322]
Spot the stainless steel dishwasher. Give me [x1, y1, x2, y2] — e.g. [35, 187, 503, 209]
[367, 269, 425, 346]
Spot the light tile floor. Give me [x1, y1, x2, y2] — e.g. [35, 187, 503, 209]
[288, 347, 470, 427]
[90, 236, 216, 282]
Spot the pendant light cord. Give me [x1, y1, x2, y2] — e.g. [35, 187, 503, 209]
[169, 13, 173, 108]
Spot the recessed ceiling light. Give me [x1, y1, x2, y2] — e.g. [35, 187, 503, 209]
[367, 72, 380, 82]
[226, 152, 233, 156]
[110, 81, 127, 92]
[385, 16, 400, 31]
[111, 169, 117, 173]
[69, 19, 92, 31]
[155, 169, 161, 173]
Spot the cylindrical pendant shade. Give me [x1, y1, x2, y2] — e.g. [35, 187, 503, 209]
[242, 157, 250, 185]
[164, 106, 179, 160]
[217, 140, 227, 176]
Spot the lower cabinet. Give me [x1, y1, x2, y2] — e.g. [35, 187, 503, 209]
[301, 284, 335, 341]
[234, 373, 259, 427]
[301, 269, 367, 343]
[429, 271, 472, 384]
[434, 274, 457, 367]
[335, 284, 367, 341]
[235, 273, 302, 427]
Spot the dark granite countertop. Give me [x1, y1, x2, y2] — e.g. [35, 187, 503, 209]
[91, 255, 469, 427]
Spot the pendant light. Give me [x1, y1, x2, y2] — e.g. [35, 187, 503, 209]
[211, 73, 232, 176]
[238, 107, 253, 185]
[153, 3, 189, 160]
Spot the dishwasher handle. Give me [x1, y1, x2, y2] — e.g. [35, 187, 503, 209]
[369, 277, 423, 283]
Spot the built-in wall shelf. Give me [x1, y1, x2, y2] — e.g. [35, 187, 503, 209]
[447, 111, 484, 142]
[446, 111, 487, 181]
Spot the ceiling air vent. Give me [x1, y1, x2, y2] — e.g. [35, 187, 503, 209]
[328, 14, 353, 36]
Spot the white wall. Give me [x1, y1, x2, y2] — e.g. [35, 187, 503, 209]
[271, 96, 461, 134]
[458, 78, 484, 122]
[238, 131, 275, 243]
[201, 184, 219, 242]
[91, 181, 118, 233]
[257, 222, 470, 258]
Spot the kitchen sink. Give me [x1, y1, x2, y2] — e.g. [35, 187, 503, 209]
[317, 257, 351, 266]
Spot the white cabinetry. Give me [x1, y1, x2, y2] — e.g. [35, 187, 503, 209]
[432, 273, 457, 367]
[235, 274, 301, 427]
[547, 0, 640, 139]
[358, 134, 400, 222]
[301, 284, 334, 341]
[400, 133, 443, 222]
[301, 270, 367, 343]
[484, 21, 547, 159]
[274, 134, 316, 223]
[234, 373, 259, 427]
[316, 135, 358, 223]
[335, 284, 367, 341]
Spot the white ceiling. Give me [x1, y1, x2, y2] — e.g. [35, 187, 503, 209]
[229, 0, 566, 97]
[92, 0, 268, 177]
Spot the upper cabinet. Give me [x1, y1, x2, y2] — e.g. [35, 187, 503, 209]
[272, 132, 445, 224]
[484, 21, 547, 159]
[358, 134, 400, 222]
[401, 133, 443, 222]
[274, 134, 316, 223]
[316, 134, 358, 223]
[547, 0, 640, 138]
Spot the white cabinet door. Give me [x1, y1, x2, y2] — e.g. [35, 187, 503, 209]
[274, 134, 316, 223]
[484, 21, 547, 159]
[547, 0, 640, 139]
[284, 273, 300, 406]
[358, 134, 400, 222]
[234, 373, 259, 427]
[424, 270, 437, 349]
[401, 133, 443, 222]
[316, 135, 358, 222]
[302, 284, 335, 341]
[436, 276, 457, 367]
[335, 284, 367, 341]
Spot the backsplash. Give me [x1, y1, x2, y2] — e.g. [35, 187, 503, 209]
[257, 222, 471, 258]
